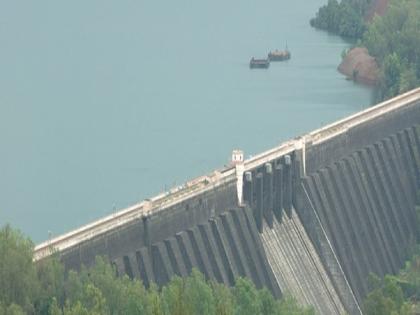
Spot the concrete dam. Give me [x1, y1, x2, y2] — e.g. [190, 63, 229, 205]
[35, 88, 420, 314]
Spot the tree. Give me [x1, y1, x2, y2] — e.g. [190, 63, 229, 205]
[363, 275, 411, 315]
[85, 256, 125, 314]
[258, 288, 277, 315]
[211, 281, 234, 315]
[380, 53, 402, 98]
[63, 301, 89, 315]
[146, 283, 163, 315]
[0, 225, 38, 312]
[34, 254, 65, 313]
[338, 2, 365, 37]
[64, 270, 84, 307]
[233, 277, 260, 315]
[48, 298, 63, 315]
[399, 66, 418, 94]
[362, 16, 388, 60]
[310, 0, 370, 38]
[161, 276, 189, 315]
[184, 269, 215, 315]
[120, 278, 148, 315]
[80, 283, 107, 314]
[277, 295, 315, 315]
[363, 289, 396, 315]
[382, 276, 404, 310]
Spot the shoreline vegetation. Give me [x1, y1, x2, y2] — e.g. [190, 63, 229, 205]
[0, 224, 314, 315]
[311, 0, 420, 101]
[360, 198, 420, 314]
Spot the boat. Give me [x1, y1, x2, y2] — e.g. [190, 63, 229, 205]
[249, 57, 270, 69]
[268, 49, 291, 61]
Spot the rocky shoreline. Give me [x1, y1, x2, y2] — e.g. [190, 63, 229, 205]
[338, 47, 379, 85]
[337, 0, 389, 85]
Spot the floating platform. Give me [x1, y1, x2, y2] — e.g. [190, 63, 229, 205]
[268, 49, 291, 61]
[249, 57, 270, 69]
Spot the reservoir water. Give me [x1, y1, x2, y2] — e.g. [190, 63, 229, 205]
[0, 0, 374, 242]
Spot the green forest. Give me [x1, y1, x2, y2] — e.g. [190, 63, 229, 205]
[0, 225, 313, 315]
[310, 0, 372, 38]
[311, 0, 420, 101]
[3, 223, 420, 315]
[3, 225, 420, 315]
[362, 251, 420, 314]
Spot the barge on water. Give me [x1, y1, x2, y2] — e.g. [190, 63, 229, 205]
[268, 49, 291, 61]
[249, 57, 270, 69]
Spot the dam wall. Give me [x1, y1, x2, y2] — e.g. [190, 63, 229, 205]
[35, 88, 420, 314]
[240, 89, 420, 312]
[54, 176, 238, 272]
[130, 206, 280, 294]
[296, 125, 420, 309]
[304, 92, 420, 173]
[298, 96, 420, 306]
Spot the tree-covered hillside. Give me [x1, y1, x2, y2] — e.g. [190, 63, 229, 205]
[362, 0, 420, 99]
[310, 0, 372, 38]
[311, 0, 420, 101]
[363, 252, 420, 315]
